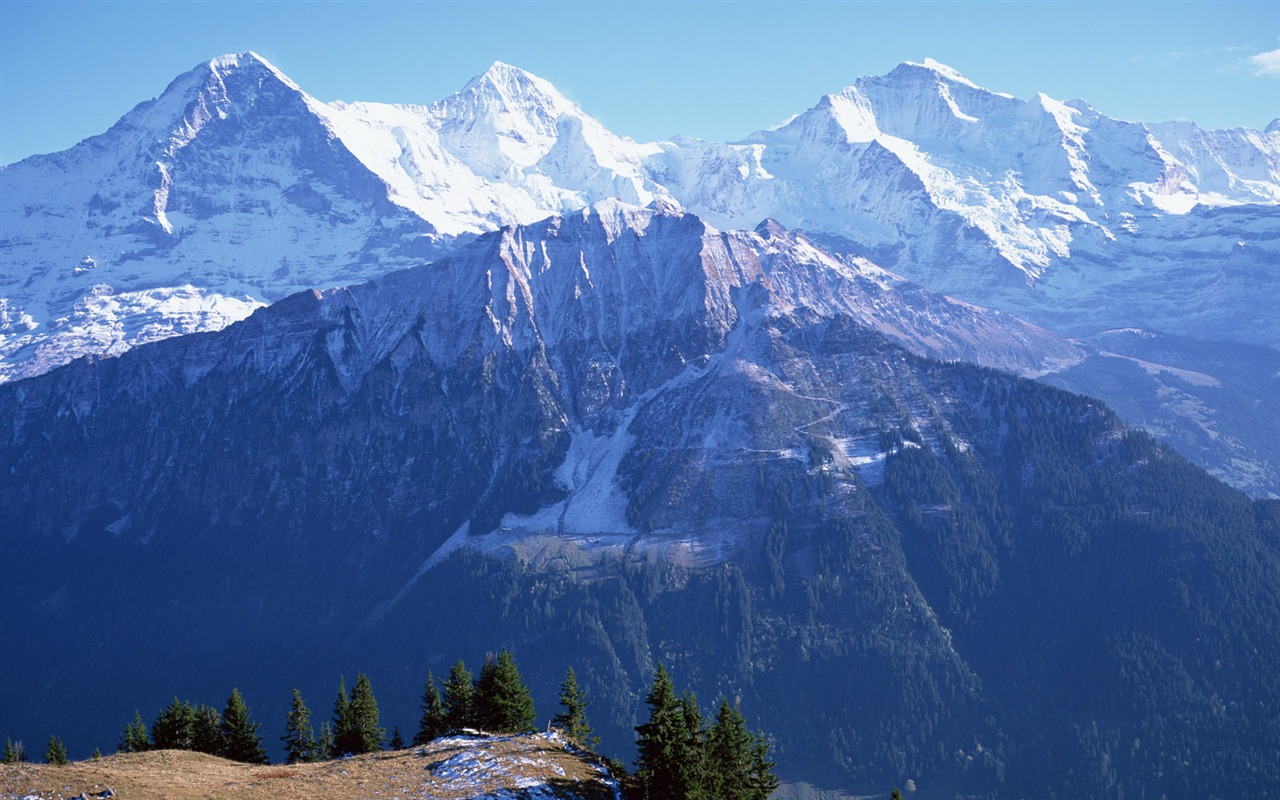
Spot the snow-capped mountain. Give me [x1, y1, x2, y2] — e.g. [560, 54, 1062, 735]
[317, 61, 671, 235]
[0, 53, 439, 382]
[655, 59, 1280, 343]
[2, 53, 1277, 496]
[5, 53, 1275, 384]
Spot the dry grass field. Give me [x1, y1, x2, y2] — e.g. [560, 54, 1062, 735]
[0, 731, 621, 800]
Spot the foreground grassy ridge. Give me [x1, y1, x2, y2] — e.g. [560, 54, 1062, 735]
[0, 732, 620, 800]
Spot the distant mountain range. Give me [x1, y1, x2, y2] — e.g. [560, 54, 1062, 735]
[2, 53, 1276, 494]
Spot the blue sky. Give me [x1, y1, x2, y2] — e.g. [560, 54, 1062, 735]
[1, 0, 1277, 165]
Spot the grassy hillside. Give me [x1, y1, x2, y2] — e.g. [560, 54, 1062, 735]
[0, 732, 620, 800]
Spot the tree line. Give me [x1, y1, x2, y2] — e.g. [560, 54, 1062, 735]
[2, 650, 778, 800]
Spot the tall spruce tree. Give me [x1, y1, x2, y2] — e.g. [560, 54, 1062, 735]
[220, 688, 268, 764]
[635, 664, 698, 799]
[330, 676, 353, 757]
[118, 710, 151, 753]
[191, 704, 225, 756]
[281, 688, 317, 764]
[414, 670, 448, 745]
[703, 699, 753, 800]
[680, 690, 707, 797]
[551, 667, 599, 749]
[473, 649, 536, 733]
[151, 698, 196, 750]
[43, 736, 68, 765]
[747, 730, 780, 800]
[442, 660, 475, 731]
[347, 673, 385, 754]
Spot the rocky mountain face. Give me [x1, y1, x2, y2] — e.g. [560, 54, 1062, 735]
[2, 53, 1276, 495]
[660, 59, 1279, 346]
[3, 205, 1278, 798]
[0, 53, 440, 383]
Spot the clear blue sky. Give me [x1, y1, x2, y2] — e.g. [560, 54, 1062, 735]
[1, 0, 1277, 165]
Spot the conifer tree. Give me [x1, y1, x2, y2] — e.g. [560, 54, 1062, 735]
[3, 738, 24, 763]
[414, 670, 448, 745]
[388, 726, 405, 750]
[118, 711, 151, 753]
[891, 790, 904, 800]
[635, 664, 698, 799]
[680, 690, 707, 797]
[330, 676, 353, 757]
[44, 735, 68, 765]
[191, 704, 225, 756]
[473, 649, 536, 733]
[92, 747, 102, 760]
[220, 688, 268, 764]
[747, 730, 780, 800]
[347, 673, 385, 754]
[316, 721, 335, 762]
[151, 697, 196, 750]
[551, 667, 599, 749]
[703, 699, 753, 800]
[442, 660, 475, 731]
[282, 688, 316, 764]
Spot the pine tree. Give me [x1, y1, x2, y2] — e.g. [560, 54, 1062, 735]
[635, 664, 699, 799]
[3, 738, 20, 763]
[473, 649, 536, 733]
[442, 660, 475, 732]
[890, 790, 904, 800]
[192, 704, 225, 756]
[220, 688, 268, 764]
[91, 747, 102, 760]
[152, 697, 196, 750]
[680, 690, 707, 797]
[703, 699, 753, 800]
[118, 710, 151, 753]
[316, 721, 335, 762]
[414, 670, 448, 745]
[747, 730, 779, 800]
[330, 676, 353, 757]
[388, 726, 405, 750]
[282, 688, 316, 764]
[44, 735, 69, 765]
[347, 673, 385, 754]
[551, 667, 599, 749]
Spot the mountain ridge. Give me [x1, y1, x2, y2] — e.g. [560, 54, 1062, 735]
[4, 208, 1277, 794]
[1, 52, 1276, 501]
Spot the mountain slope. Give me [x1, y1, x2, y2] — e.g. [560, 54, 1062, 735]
[2, 204, 1277, 798]
[656, 59, 1280, 346]
[3, 53, 1276, 498]
[317, 61, 670, 236]
[5, 54, 1275, 382]
[0, 52, 438, 382]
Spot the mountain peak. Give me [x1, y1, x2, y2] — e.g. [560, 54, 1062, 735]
[205, 50, 300, 91]
[896, 58, 981, 88]
[459, 60, 570, 109]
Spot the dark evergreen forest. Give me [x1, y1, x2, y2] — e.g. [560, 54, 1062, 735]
[3, 326, 1277, 799]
